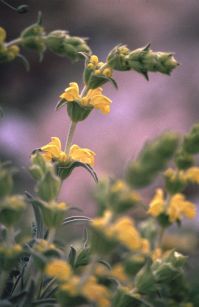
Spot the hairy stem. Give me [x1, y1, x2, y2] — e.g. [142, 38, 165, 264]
[6, 38, 22, 47]
[64, 121, 77, 153]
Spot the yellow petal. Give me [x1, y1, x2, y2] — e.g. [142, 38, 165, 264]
[60, 82, 79, 101]
[51, 137, 62, 151]
[86, 88, 103, 99]
[69, 144, 95, 166]
[41, 145, 61, 158]
[147, 189, 164, 217]
[89, 94, 112, 114]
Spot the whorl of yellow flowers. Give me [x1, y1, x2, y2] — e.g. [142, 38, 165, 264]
[147, 189, 196, 222]
[60, 82, 112, 115]
[41, 137, 95, 166]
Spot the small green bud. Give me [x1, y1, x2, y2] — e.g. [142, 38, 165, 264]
[128, 45, 179, 77]
[107, 45, 131, 71]
[0, 195, 26, 226]
[164, 250, 187, 268]
[154, 132, 179, 159]
[183, 123, 199, 154]
[164, 169, 186, 194]
[126, 161, 154, 188]
[46, 31, 91, 61]
[20, 22, 46, 53]
[37, 171, 61, 201]
[0, 44, 20, 63]
[175, 150, 194, 170]
[135, 261, 156, 294]
[39, 201, 68, 228]
[29, 164, 44, 180]
[153, 261, 179, 283]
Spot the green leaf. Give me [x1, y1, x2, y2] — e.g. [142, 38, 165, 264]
[25, 192, 44, 239]
[75, 248, 90, 268]
[68, 246, 76, 267]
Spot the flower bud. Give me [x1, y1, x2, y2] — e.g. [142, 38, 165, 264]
[20, 23, 46, 53]
[47, 31, 91, 61]
[37, 171, 61, 201]
[0, 195, 26, 226]
[29, 164, 44, 180]
[107, 45, 131, 71]
[163, 250, 187, 268]
[129, 46, 179, 76]
[0, 44, 20, 63]
[175, 150, 194, 170]
[126, 132, 179, 188]
[152, 261, 179, 283]
[135, 261, 156, 294]
[164, 168, 186, 194]
[0, 244, 23, 271]
[39, 201, 68, 228]
[183, 123, 199, 154]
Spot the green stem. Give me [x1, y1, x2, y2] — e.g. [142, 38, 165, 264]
[47, 228, 56, 243]
[64, 85, 90, 154]
[7, 226, 15, 247]
[64, 121, 77, 154]
[6, 38, 22, 48]
[157, 226, 165, 248]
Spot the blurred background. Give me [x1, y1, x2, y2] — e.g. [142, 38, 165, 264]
[1, 0, 199, 215]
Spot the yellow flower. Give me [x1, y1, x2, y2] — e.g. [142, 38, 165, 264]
[91, 210, 113, 230]
[110, 217, 142, 251]
[167, 194, 196, 222]
[60, 82, 79, 102]
[41, 137, 67, 162]
[184, 167, 199, 184]
[45, 259, 71, 281]
[34, 239, 56, 253]
[60, 83, 112, 114]
[60, 276, 80, 296]
[60, 275, 111, 307]
[141, 239, 150, 254]
[111, 264, 128, 282]
[147, 189, 165, 217]
[41, 137, 95, 166]
[82, 276, 111, 307]
[69, 144, 95, 166]
[90, 55, 99, 65]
